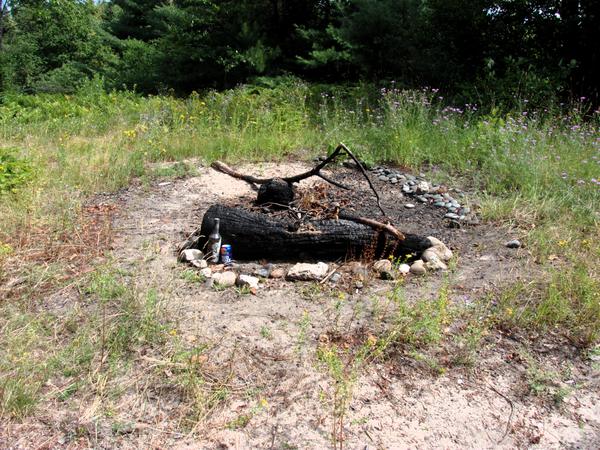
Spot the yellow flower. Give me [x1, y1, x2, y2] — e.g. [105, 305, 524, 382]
[169, 329, 177, 336]
[558, 240, 568, 247]
[367, 334, 378, 347]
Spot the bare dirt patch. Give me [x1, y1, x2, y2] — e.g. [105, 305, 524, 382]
[2, 160, 598, 449]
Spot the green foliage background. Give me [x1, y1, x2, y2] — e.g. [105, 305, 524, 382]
[0, 0, 598, 107]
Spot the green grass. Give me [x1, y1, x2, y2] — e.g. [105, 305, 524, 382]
[0, 78, 598, 423]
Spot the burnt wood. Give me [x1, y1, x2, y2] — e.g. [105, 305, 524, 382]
[198, 204, 432, 261]
[256, 178, 294, 206]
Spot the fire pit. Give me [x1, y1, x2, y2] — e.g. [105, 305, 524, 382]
[179, 144, 457, 270]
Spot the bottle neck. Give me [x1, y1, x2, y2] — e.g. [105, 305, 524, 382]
[212, 219, 220, 235]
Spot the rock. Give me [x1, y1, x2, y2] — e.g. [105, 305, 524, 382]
[402, 185, 411, 193]
[378, 175, 389, 181]
[398, 263, 410, 274]
[179, 249, 203, 263]
[433, 202, 445, 207]
[200, 268, 212, 278]
[204, 278, 214, 288]
[416, 195, 428, 203]
[286, 262, 329, 281]
[424, 254, 448, 271]
[373, 259, 394, 280]
[506, 239, 522, 249]
[330, 272, 342, 284]
[410, 260, 427, 275]
[270, 268, 285, 279]
[191, 259, 208, 269]
[373, 259, 393, 273]
[354, 280, 364, 289]
[416, 181, 430, 193]
[391, 178, 398, 184]
[254, 268, 271, 278]
[444, 213, 460, 220]
[404, 203, 415, 209]
[426, 236, 453, 261]
[237, 274, 260, 290]
[213, 271, 236, 287]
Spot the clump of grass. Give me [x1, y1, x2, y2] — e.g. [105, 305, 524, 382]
[490, 266, 600, 347]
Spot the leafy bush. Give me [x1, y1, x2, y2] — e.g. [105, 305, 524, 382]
[0, 149, 33, 193]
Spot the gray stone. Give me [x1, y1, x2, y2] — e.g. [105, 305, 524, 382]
[402, 185, 411, 193]
[179, 249, 204, 263]
[444, 213, 460, 220]
[410, 260, 427, 275]
[391, 178, 398, 184]
[330, 272, 342, 284]
[416, 195, 428, 203]
[424, 253, 448, 271]
[433, 202, 445, 207]
[237, 274, 260, 290]
[416, 181, 430, 193]
[378, 175, 389, 182]
[200, 268, 212, 278]
[506, 239, 522, 249]
[213, 271, 236, 287]
[404, 203, 416, 209]
[254, 268, 270, 278]
[286, 262, 329, 281]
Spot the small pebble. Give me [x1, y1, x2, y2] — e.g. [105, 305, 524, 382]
[405, 203, 415, 209]
[330, 272, 342, 284]
[398, 264, 410, 274]
[410, 260, 427, 275]
[506, 239, 522, 249]
[445, 213, 460, 220]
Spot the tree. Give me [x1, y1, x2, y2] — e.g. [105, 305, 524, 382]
[3, 0, 117, 92]
[0, 0, 9, 51]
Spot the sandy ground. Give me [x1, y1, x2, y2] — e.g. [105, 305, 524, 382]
[2, 161, 599, 449]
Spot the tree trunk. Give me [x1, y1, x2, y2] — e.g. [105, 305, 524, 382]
[198, 204, 432, 261]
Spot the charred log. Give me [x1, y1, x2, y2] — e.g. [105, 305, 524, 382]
[256, 178, 294, 206]
[199, 204, 432, 261]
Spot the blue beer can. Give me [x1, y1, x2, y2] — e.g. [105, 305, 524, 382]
[220, 244, 232, 265]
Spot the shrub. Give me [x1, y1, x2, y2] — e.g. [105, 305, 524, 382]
[0, 149, 33, 193]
